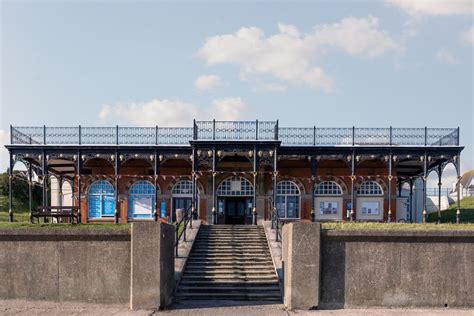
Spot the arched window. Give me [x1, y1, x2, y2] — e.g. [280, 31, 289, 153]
[276, 181, 300, 219]
[357, 181, 384, 196]
[315, 181, 343, 196]
[128, 181, 156, 219]
[88, 180, 114, 219]
[172, 180, 194, 195]
[171, 180, 199, 222]
[217, 176, 254, 196]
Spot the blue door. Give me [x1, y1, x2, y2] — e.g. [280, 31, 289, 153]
[128, 181, 155, 219]
[88, 180, 115, 219]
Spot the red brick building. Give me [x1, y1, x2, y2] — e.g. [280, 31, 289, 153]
[5, 121, 464, 224]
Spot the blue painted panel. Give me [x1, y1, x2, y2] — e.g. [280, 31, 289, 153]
[88, 180, 115, 219]
[103, 195, 115, 216]
[88, 195, 101, 219]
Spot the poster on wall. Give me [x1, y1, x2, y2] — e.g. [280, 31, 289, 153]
[160, 200, 166, 218]
[319, 201, 338, 215]
[133, 197, 152, 215]
[361, 201, 380, 215]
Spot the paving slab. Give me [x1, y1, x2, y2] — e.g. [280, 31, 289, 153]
[1, 299, 473, 316]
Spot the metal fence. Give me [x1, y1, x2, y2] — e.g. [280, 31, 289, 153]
[10, 121, 460, 147]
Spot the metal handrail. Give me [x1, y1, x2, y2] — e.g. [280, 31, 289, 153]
[10, 124, 460, 147]
[271, 206, 282, 242]
[175, 204, 193, 257]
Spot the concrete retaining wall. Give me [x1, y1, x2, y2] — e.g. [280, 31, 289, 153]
[0, 223, 175, 310]
[282, 223, 474, 310]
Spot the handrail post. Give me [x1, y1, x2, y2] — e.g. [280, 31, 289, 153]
[457, 127, 460, 146]
[313, 126, 316, 146]
[255, 119, 259, 140]
[389, 126, 392, 146]
[193, 119, 197, 140]
[424, 126, 428, 146]
[213, 119, 216, 140]
[78, 125, 82, 145]
[274, 120, 279, 140]
[116, 125, 119, 145]
[10, 125, 12, 144]
[155, 125, 158, 145]
[352, 126, 355, 146]
[43, 125, 46, 145]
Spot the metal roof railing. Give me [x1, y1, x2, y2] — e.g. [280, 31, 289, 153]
[9, 120, 460, 147]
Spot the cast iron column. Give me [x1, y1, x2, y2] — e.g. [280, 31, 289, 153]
[8, 152, 13, 222]
[191, 147, 197, 224]
[350, 151, 355, 222]
[252, 146, 257, 225]
[154, 152, 160, 221]
[310, 157, 317, 222]
[212, 148, 216, 225]
[42, 152, 49, 223]
[387, 153, 392, 223]
[456, 153, 461, 224]
[271, 147, 278, 229]
[422, 153, 427, 224]
[409, 178, 414, 223]
[76, 152, 82, 224]
[437, 164, 442, 224]
[114, 151, 119, 224]
[28, 162, 33, 224]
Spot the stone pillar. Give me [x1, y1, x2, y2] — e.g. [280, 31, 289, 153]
[282, 222, 321, 310]
[130, 222, 175, 310]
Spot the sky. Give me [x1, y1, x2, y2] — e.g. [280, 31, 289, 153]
[0, 0, 473, 188]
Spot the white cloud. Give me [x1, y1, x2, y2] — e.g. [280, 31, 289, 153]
[462, 25, 474, 45]
[198, 17, 399, 92]
[211, 97, 247, 120]
[434, 48, 459, 64]
[194, 74, 223, 91]
[386, 0, 473, 16]
[0, 129, 8, 172]
[262, 82, 287, 92]
[99, 97, 249, 126]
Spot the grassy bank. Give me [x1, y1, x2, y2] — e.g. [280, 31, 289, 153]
[427, 196, 474, 223]
[322, 222, 474, 231]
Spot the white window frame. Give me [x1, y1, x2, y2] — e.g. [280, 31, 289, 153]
[356, 181, 384, 196]
[217, 176, 254, 197]
[276, 181, 301, 219]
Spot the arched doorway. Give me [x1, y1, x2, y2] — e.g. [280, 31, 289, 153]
[171, 180, 199, 222]
[128, 181, 156, 220]
[88, 180, 115, 219]
[216, 176, 254, 224]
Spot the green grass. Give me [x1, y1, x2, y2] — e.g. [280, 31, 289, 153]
[427, 196, 474, 223]
[322, 222, 474, 231]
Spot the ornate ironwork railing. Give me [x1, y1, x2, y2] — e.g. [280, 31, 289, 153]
[9, 123, 460, 146]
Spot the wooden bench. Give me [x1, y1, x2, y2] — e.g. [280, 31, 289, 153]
[33, 206, 79, 224]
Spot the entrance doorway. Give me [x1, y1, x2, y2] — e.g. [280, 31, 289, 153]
[219, 197, 253, 224]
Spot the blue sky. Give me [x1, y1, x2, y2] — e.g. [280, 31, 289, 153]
[0, 0, 472, 185]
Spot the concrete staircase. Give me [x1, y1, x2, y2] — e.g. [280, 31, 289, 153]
[176, 225, 281, 302]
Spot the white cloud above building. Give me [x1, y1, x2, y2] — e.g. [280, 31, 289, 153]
[198, 16, 399, 92]
[98, 97, 249, 126]
[194, 74, 223, 91]
[386, 0, 473, 16]
[434, 48, 459, 64]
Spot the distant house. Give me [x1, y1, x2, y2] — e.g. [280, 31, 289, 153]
[451, 169, 474, 198]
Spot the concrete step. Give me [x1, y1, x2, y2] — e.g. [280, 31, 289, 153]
[186, 260, 274, 266]
[178, 286, 280, 292]
[179, 279, 279, 285]
[186, 264, 274, 271]
[175, 292, 281, 301]
[181, 275, 278, 281]
[183, 270, 276, 275]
